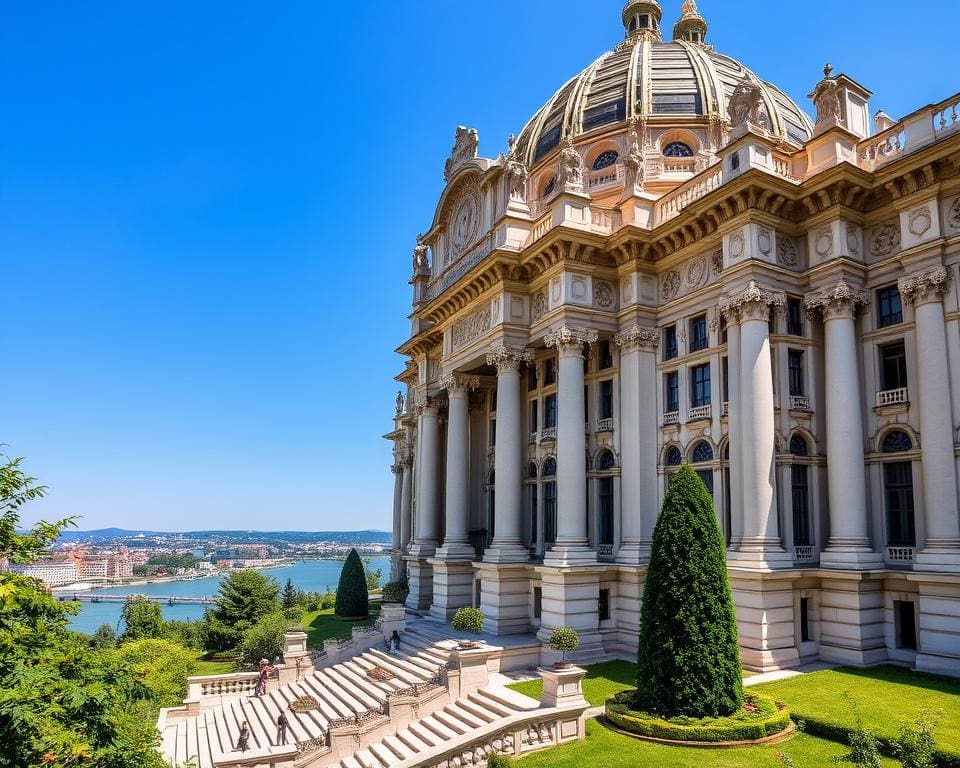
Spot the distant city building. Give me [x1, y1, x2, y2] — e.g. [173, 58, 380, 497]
[11, 561, 78, 587]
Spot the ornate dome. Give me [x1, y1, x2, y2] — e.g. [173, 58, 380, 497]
[513, 1, 813, 169]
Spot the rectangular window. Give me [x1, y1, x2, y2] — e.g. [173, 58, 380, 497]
[691, 363, 711, 407]
[599, 340, 614, 370]
[800, 598, 811, 643]
[529, 400, 538, 433]
[689, 315, 708, 352]
[663, 325, 678, 361]
[533, 587, 543, 619]
[788, 350, 805, 397]
[530, 484, 538, 545]
[489, 419, 496, 447]
[544, 357, 557, 385]
[896, 600, 917, 650]
[665, 372, 679, 413]
[528, 364, 538, 392]
[792, 465, 811, 546]
[600, 380, 614, 420]
[885, 461, 916, 546]
[878, 286, 903, 328]
[599, 477, 614, 546]
[490, 390, 497, 413]
[787, 298, 804, 336]
[696, 469, 714, 496]
[722, 356, 729, 403]
[544, 482, 557, 544]
[544, 394, 558, 429]
[598, 588, 611, 622]
[880, 341, 908, 391]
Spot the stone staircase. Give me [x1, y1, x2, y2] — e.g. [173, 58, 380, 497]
[158, 615, 587, 768]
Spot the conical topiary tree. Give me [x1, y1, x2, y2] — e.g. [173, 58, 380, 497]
[334, 549, 369, 619]
[635, 465, 743, 719]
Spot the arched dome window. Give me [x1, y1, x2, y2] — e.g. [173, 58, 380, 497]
[663, 141, 694, 158]
[790, 435, 810, 457]
[691, 441, 714, 463]
[665, 446, 682, 467]
[883, 431, 913, 453]
[528, 462, 539, 480]
[543, 176, 556, 197]
[543, 457, 558, 477]
[592, 150, 619, 170]
[597, 450, 617, 471]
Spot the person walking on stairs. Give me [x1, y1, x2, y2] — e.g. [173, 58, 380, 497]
[276, 711, 289, 746]
[235, 722, 250, 752]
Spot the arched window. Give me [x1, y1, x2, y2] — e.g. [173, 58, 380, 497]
[543, 176, 556, 197]
[663, 141, 694, 158]
[790, 435, 809, 457]
[883, 431, 913, 453]
[789, 438, 811, 546]
[542, 458, 557, 477]
[528, 463, 539, 548]
[665, 446, 682, 466]
[597, 450, 617, 471]
[692, 441, 714, 463]
[592, 150, 619, 170]
[528, 462, 539, 480]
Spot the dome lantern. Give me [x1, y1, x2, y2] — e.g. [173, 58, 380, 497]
[673, 0, 708, 44]
[622, 0, 663, 41]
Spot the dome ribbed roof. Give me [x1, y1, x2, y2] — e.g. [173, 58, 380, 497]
[514, 37, 814, 168]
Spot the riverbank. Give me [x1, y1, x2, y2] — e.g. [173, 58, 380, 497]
[53, 558, 299, 592]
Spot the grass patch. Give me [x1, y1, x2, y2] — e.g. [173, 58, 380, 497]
[192, 653, 236, 676]
[508, 660, 759, 707]
[514, 718, 899, 767]
[301, 604, 380, 649]
[754, 666, 960, 763]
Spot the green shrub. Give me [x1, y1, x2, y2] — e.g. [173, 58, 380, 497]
[635, 465, 743, 719]
[547, 627, 580, 663]
[451, 607, 484, 634]
[115, 638, 198, 709]
[605, 690, 789, 743]
[334, 549, 369, 619]
[487, 755, 513, 768]
[381, 579, 409, 604]
[237, 612, 293, 667]
[894, 710, 943, 768]
[833, 699, 882, 768]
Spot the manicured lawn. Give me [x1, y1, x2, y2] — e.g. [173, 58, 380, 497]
[514, 718, 899, 767]
[302, 605, 380, 649]
[754, 666, 960, 759]
[508, 660, 758, 707]
[192, 653, 236, 676]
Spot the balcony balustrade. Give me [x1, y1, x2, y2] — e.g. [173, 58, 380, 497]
[663, 411, 680, 426]
[886, 546, 915, 563]
[688, 404, 712, 421]
[596, 418, 614, 433]
[793, 545, 816, 562]
[721, 402, 729, 417]
[540, 427, 557, 442]
[876, 387, 909, 408]
[790, 395, 811, 411]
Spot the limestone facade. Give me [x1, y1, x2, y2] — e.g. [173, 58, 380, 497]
[385, 0, 960, 677]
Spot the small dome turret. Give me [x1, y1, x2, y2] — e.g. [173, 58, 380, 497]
[622, 0, 663, 41]
[673, 0, 708, 44]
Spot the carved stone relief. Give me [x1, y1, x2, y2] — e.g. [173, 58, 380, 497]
[446, 180, 482, 259]
[452, 307, 491, 350]
[950, 197, 960, 230]
[846, 225, 860, 255]
[662, 271, 681, 301]
[532, 290, 548, 322]
[870, 221, 901, 257]
[758, 228, 772, 256]
[730, 232, 745, 259]
[593, 281, 616, 309]
[815, 227, 834, 258]
[711, 249, 724, 275]
[776, 234, 799, 267]
[444, 126, 479, 181]
[908, 205, 933, 237]
[686, 256, 707, 288]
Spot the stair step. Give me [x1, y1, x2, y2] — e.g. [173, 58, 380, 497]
[467, 691, 514, 719]
[381, 735, 414, 761]
[395, 727, 431, 754]
[419, 714, 457, 741]
[455, 697, 498, 724]
[478, 685, 540, 712]
[353, 748, 385, 768]
[369, 741, 403, 767]
[407, 721, 440, 748]
[444, 703, 486, 730]
[340, 756, 364, 768]
[432, 708, 469, 735]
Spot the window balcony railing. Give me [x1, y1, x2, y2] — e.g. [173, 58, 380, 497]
[688, 404, 712, 421]
[587, 164, 623, 190]
[529, 432, 538, 445]
[877, 387, 909, 408]
[540, 427, 557, 441]
[886, 546, 915, 563]
[596, 418, 614, 433]
[793, 545, 816, 562]
[790, 395, 811, 411]
[664, 411, 680, 426]
[597, 544, 615, 561]
[721, 401, 729, 417]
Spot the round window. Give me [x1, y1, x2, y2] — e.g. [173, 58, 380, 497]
[592, 150, 619, 171]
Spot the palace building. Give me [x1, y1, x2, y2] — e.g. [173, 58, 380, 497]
[385, 0, 960, 677]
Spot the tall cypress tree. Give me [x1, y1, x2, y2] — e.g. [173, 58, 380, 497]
[334, 549, 369, 619]
[635, 465, 743, 718]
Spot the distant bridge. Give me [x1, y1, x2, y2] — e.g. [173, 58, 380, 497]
[58, 593, 214, 605]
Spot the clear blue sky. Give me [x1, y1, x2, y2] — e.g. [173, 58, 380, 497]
[2, 1, 956, 532]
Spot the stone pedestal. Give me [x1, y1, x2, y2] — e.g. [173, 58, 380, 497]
[428, 560, 475, 621]
[477, 563, 531, 635]
[729, 571, 800, 671]
[278, 629, 312, 684]
[405, 558, 434, 613]
[379, 602, 407, 643]
[817, 572, 887, 666]
[535, 566, 604, 661]
[538, 665, 587, 708]
[447, 643, 500, 698]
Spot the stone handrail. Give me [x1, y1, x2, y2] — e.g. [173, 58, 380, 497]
[188, 672, 259, 698]
[656, 164, 723, 225]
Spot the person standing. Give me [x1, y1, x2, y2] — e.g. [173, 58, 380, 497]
[276, 711, 289, 746]
[235, 722, 250, 752]
[255, 658, 270, 696]
[390, 630, 401, 656]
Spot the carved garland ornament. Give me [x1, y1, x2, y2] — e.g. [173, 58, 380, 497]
[615, 325, 659, 352]
[686, 256, 707, 287]
[662, 271, 682, 301]
[711, 248, 724, 275]
[452, 307, 492, 350]
[449, 184, 481, 257]
[870, 221, 901, 257]
[898, 267, 952, 306]
[950, 197, 960, 229]
[718, 281, 786, 322]
[593, 281, 616, 309]
[804, 278, 870, 320]
[776, 234, 799, 267]
[846, 225, 860, 255]
[532, 290, 548, 322]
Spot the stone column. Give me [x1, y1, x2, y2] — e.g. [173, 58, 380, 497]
[722, 282, 790, 568]
[484, 346, 532, 563]
[436, 374, 480, 561]
[615, 324, 660, 564]
[399, 457, 413, 553]
[544, 326, 598, 566]
[899, 267, 960, 571]
[406, 396, 439, 612]
[724, 314, 744, 549]
[390, 460, 403, 579]
[806, 279, 882, 568]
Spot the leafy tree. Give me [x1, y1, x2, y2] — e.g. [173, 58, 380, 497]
[834, 697, 882, 768]
[281, 577, 299, 609]
[237, 612, 294, 667]
[120, 597, 166, 641]
[114, 638, 197, 710]
[91, 623, 119, 649]
[893, 709, 942, 768]
[363, 557, 383, 592]
[335, 549, 369, 619]
[635, 465, 743, 719]
[164, 619, 203, 650]
[201, 569, 279, 651]
[0, 454, 166, 768]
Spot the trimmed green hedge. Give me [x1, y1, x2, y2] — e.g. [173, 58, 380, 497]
[605, 690, 791, 744]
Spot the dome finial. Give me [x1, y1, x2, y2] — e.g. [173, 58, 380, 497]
[674, 0, 708, 44]
[622, 0, 663, 42]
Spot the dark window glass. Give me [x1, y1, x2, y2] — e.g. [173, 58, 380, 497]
[722, 356, 729, 402]
[584, 384, 589, 423]
[544, 394, 558, 429]
[489, 419, 496, 447]
[878, 286, 903, 328]
[665, 372, 679, 413]
[790, 435, 809, 457]
[696, 469, 714, 496]
[884, 461, 916, 546]
[598, 588, 610, 622]
[720, 317, 728, 344]
[544, 357, 557, 385]
[528, 462, 538, 480]
[665, 446, 682, 467]
[730, 151, 740, 171]
[689, 315, 708, 352]
[592, 150, 619, 170]
[534, 124, 562, 162]
[883, 430, 913, 453]
[800, 598, 811, 643]
[880, 341, 908, 391]
[599, 340, 613, 369]
[723, 467, 732, 547]
[543, 458, 557, 477]
[543, 177, 556, 197]
[533, 587, 542, 619]
[639, 13, 649, 27]
[528, 364, 538, 391]
[692, 441, 714, 463]
[598, 451, 616, 471]
[530, 484, 538, 545]
[487, 481, 495, 546]
[544, 482, 557, 544]
[663, 141, 695, 157]
[600, 380, 614, 420]
[663, 326, 678, 361]
[787, 298, 804, 335]
[599, 478, 614, 546]
[490, 390, 497, 413]
[896, 600, 917, 650]
[788, 350, 805, 397]
[583, 100, 626, 133]
[529, 400, 538, 433]
[792, 465, 811, 546]
[691, 363, 711, 407]
[654, 94, 703, 115]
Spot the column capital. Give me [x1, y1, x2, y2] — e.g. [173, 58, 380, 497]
[486, 344, 534, 372]
[439, 373, 481, 396]
[615, 324, 659, 353]
[544, 325, 598, 355]
[414, 393, 442, 415]
[804, 278, 870, 321]
[898, 266, 951, 307]
[719, 281, 786, 323]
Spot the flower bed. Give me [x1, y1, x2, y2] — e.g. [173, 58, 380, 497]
[605, 690, 791, 744]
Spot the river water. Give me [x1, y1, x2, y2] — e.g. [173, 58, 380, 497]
[65, 557, 392, 635]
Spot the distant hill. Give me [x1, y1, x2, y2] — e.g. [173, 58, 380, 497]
[56, 528, 391, 544]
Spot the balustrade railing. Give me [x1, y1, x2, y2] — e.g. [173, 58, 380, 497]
[688, 404, 712, 421]
[532, 213, 552, 243]
[876, 387, 909, 408]
[886, 546, 915, 563]
[193, 673, 259, 697]
[656, 165, 723, 224]
[426, 234, 494, 301]
[587, 164, 623, 189]
[790, 395, 811, 411]
[663, 411, 680, 426]
[540, 427, 557, 441]
[934, 95, 960, 137]
[859, 126, 906, 171]
[772, 155, 799, 181]
[529, 431, 538, 444]
[596, 418, 614, 433]
[793, 545, 816, 562]
[721, 402, 729, 417]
